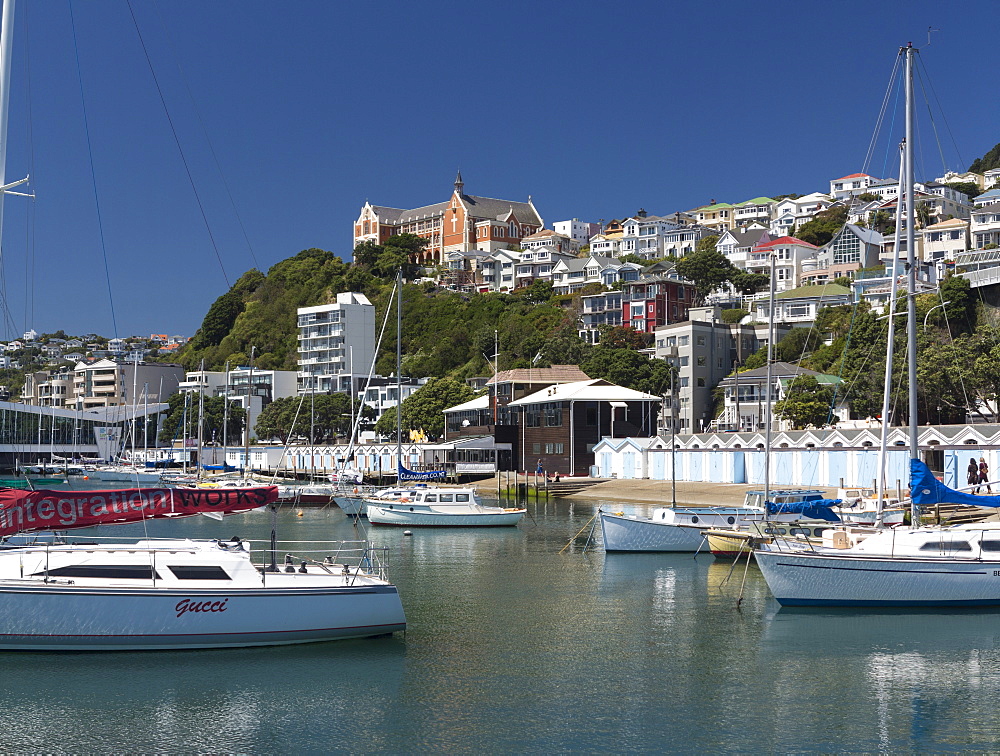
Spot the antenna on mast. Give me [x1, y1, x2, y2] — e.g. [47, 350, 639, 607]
[926, 26, 939, 46]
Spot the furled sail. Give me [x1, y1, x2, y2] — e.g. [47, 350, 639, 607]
[910, 458, 1000, 508]
[765, 499, 841, 522]
[0, 486, 278, 537]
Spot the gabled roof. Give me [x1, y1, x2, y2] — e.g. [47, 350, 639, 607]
[834, 173, 873, 181]
[508, 378, 659, 406]
[718, 362, 835, 385]
[774, 283, 852, 300]
[443, 394, 490, 414]
[755, 235, 818, 250]
[721, 228, 769, 247]
[522, 228, 571, 242]
[829, 224, 883, 246]
[923, 218, 969, 230]
[699, 202, 733, 211]
[461, 195, 542, 225]
[735, 197, 775, 206]
[365, 205, 406, 224]
[486, 365, 590, 386]
[973, 202, 1000, 213]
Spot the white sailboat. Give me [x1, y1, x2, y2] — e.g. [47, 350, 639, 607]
[0, 0, 406, 647]
[754, 43, 1000, 606]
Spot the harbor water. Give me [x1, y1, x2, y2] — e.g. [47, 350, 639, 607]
[2, 492, 1000, 752]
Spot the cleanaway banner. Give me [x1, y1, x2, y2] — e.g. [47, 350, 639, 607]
[398, 464, 446, 481]
[0, 486, 278, 536]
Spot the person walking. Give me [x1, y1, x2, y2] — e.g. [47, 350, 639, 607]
[979, 457, 992, 494]
[969, 457, 980, 493]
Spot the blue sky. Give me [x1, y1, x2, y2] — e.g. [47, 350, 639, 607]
[0, 0, 997, 340]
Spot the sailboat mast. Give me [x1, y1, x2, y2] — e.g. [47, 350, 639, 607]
[875, 141, 906, 519]
[0, 0, 15, 256]
[904, 43, 919, 457]
[396, 267, 402, 472]
[764, 251, 776, 508]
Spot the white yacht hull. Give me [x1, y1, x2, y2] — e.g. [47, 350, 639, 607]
[0, 580, 405, 650]
[755, 548, 1000, 607]
[334, 496, 366, 516]
[599, 512, 709, 552]
[367, 505, 524, 527]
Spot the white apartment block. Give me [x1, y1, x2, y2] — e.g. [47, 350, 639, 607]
[579, 291, 623, 344]
[743, 236, 819, 292]
[298, 293, 376, 395]
[553, 219, 600, 245]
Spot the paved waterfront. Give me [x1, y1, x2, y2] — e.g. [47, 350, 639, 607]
[474, 475, 838, 506]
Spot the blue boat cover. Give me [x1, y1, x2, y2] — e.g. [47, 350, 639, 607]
[766, 499, 841, 522]
[398, 463, 446, 481]
[910, 457, 1000, 508]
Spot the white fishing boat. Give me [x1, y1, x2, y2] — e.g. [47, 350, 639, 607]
[754, 43, 1000, 606]
[366, 485, 524, 527]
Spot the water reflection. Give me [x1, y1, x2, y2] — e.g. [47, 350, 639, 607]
[0, 640, 407, 752]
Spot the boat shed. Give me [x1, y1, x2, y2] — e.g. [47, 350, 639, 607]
[506, 379, 661, 476]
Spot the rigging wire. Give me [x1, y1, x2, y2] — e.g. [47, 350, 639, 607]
[916, 54, 965, 173]
[149, 0, 260, 272]
[68, 0, 118, 339]
[914, 63, 948, 178]
[22, 1, 35, 340]
[861, 52, 903, 177]
[123, 0, 231, 289]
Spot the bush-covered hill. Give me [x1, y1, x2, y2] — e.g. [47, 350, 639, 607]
[173, 247, 670, 396]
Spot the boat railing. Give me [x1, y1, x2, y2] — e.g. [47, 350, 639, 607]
[242, 538, 391, 584]
[3, 536, 392, 585]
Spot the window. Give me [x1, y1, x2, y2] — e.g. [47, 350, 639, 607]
[697, 356, 706, 366]
[696, 336, 706, 346]
[918, 541, 972, 552]
[678, 336, 689, 346]
[544, 443, 565, 454]
[697, 377, 706, 387]
[532, 443, 541, 454]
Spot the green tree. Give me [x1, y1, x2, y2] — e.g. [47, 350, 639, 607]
[721, 308, 748, 324]
[730, 271, 769, 296]
[675, 247, 735, 303]
[944, 181, 982, 200]
[374, 377, 475, 441]
[773, 375, 835, 429]
[796, 206, 849, 247]
[254, 396, 302, 443]
[969, 142, 1000, 174]
[856, 192, 880, 203]
[520, 278, 555, 304]
[582, 345, 670, 395]
[158, 393, 246, 445]
[352, 239, 382, 267]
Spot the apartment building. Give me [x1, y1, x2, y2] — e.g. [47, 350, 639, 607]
[297, 293, 376, 395]
[653, 306, 762, 433]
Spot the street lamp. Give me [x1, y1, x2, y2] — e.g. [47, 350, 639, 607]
[923, 301, 951, 329]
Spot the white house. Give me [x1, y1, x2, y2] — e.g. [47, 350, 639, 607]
[770, 192, 832, 237]
[752, 283, 852, 326]
[553, 219, 600, 245]
[921, 218, 969, 262]
[716, 227, 771, 271]
[744, 236, 820, 291]
[829, 172, 881, 200]
[971, 202, 1000, 249]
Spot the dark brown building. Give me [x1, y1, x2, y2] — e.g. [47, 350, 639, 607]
[445, 366, 660, 476]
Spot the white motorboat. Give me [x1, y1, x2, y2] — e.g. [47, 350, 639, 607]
[0, 535, 405, 650]
[367, 487, 525, 527]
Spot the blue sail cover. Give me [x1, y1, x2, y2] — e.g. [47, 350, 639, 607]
[398, 464, 446, 481]
[910, 457, 1000, 508]
[766, 500, 841, 522]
